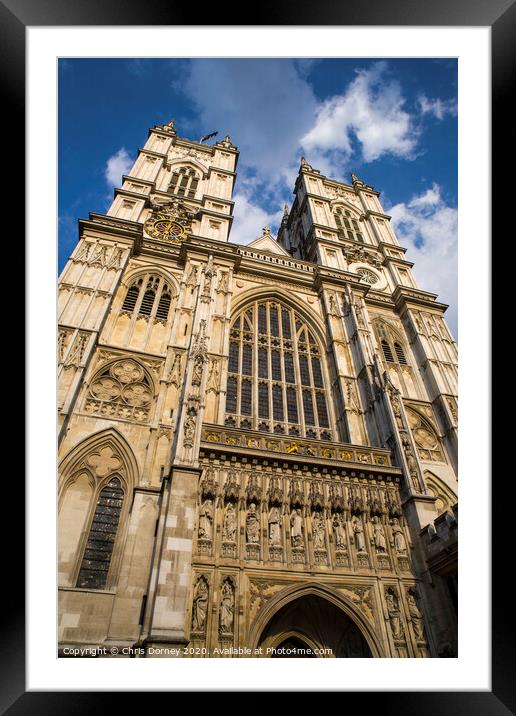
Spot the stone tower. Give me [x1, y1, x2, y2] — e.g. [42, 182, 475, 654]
[58, 120, 458, 658]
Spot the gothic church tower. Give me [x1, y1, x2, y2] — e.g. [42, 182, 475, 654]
[58, 120, 458, 658]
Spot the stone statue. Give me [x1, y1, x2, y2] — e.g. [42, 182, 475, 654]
[407, 590, 425, 641]
[372, 516, 387, 552]
[186, 265, 198, 287]
[386, 590, 404, 640]
[191, 577, 208, 632]
[222, 503, 237, 542]
[391, 518, 407, 552]
[246, 503, 260, 543]
[192, 354, 204, 387]
[312, 511, 325, 549]
[353, 518, 365, 552]
[290, 508, 303, 547]
[268, 507, 282, 546]
[219, 580, 234, 634]
[217, 272, 229, 292]
[183, 415, 196, 446]
[332, 513, 347, 549]
[207, 358, 220, 392]
[198, 499, 213, 540]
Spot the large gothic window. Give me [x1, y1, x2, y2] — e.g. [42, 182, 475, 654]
[225, 300, 332, 439]
[168, 166, 200, 199]
[76, 477, 124, 590]
[121, 274, 173, 323]
[333, 207, 364, 243]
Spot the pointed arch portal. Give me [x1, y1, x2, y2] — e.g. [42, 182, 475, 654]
[250, 584, 380, 658]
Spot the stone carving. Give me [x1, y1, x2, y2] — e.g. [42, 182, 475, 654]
[246, 503, 260, 543]
[87, 446, 122, 478]
[64, 333, 89, 369]
[391, 518, 407, 552]
[353, 298, 366, 329]
[169, 353, 183, 387]
[312, 511, 326, 550]
[206, 358, 220, 393]
[246, 473, 263, 505]
[332, 513, 347, 549]
[372, 516, 387, 552]
[222, 503, 237, 542]
[402, 437, 421, 492]
[268, 507, 282, 546]
[328, 293, 341, 317]
[186, 265, 199, 287]
[290, 508, 304, 547]
[344, 246, 383, 269]
[219, 579, 235, 635]
[58, 329, 73, 363]
[201, 256, 215, 301]
[353, 518, 366, 552]
[183, 414, 197, 447]
[406, 407, 444, 462]
[85, 358, 154, 422]
[407, 589, 425, 642]
[191, 576, 209, 633]
[344, 379, 362, 415]
[198, 499, 214, 540]
[447, 397, 458, 423]
[217, 272, 229, 293]
[385, 588, 404, 641]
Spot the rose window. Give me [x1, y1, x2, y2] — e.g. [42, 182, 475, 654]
[356, 268, 378, 285]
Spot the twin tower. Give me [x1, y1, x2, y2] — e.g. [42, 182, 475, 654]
[58, 119, 458, 658]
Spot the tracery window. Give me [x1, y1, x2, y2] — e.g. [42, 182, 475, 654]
[333, 207, 364, 243]
[76, 477, 124, 590]
[225, 300, 332, 439]
[168, 166, 200, 199]
[85, 358, 155, 422]
[121, 274, 173, 323]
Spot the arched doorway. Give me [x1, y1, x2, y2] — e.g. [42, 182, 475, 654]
[258, 594, 373, 658]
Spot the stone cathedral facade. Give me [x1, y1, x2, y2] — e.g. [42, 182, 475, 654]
[58, 119, 458, 658]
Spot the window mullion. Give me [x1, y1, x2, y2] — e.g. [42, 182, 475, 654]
[292, 317, 305, 436]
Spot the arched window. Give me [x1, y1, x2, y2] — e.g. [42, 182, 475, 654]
[168, 166, 200, 199]
[120, 274, 174, 323]
[76, 477, 124, 590]
[333, 207, 364, 243]
[225, 300, 332, 439]
[375, 323, 409, 367]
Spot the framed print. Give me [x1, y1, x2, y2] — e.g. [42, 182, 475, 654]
[6, 0, 508, 707]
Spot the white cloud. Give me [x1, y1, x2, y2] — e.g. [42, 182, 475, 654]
[418, 94, 457, 120]
[177, 59, 318, 190]
[105, 147, 133, 187]
[388, 184, 458, 338]
[301, 62, 419, 163]
[230, 190, 285, 246]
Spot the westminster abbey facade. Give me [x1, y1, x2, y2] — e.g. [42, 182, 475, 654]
[58, 119, 458, 658]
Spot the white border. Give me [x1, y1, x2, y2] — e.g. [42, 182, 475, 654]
[28, 27, 490, 691]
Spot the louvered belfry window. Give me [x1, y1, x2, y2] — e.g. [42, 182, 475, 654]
[334, 207, 365, 243]
[120, 275, 173, 322]
[168, 166, 200, 199]
[76, 477, 124, 590]
[224, 300, 332, 439]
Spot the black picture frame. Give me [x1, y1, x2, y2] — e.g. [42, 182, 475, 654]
[9, 0, 507, 709]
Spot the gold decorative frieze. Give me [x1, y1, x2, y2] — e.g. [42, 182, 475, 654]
[201, 424, 393, 469]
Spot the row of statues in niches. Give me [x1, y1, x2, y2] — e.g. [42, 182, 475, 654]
[196, 498, 410, 564]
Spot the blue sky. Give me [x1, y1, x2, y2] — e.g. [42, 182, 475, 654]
[58, 58, 457, 335]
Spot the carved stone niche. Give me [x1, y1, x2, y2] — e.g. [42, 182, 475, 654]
[199, 468, 217, 501]
[267, 476, 283, 507]
[224, 470, 240, 503]
[246, 473, 262, 506]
